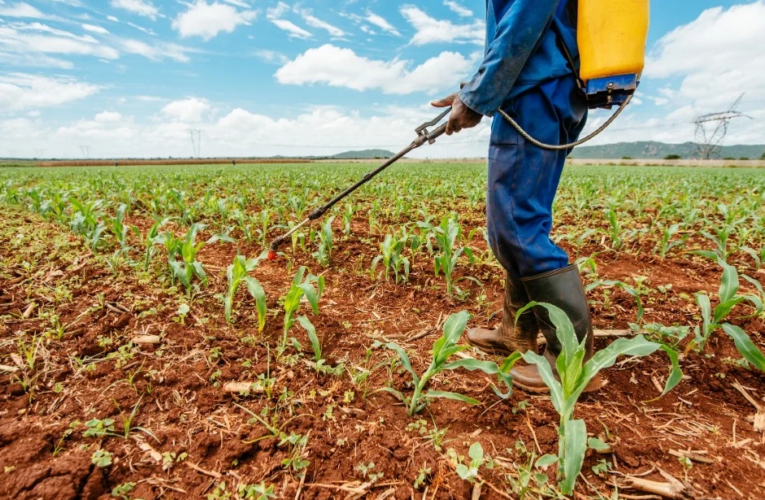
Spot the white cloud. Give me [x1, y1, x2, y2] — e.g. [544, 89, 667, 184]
[223, 0, 249, 7]
[266, 2, 312, 39]
[645, 1, 765, 112]
[110, 0, 159, 21]
[95, 111, 122, 122]
[443, 1, 473, 18]
[161, 97, 210, 122]
[127, 21, 156, 36]
[82, 23, 109, 34]
[364, 11, 400, 36]
[1, 102, 490, 158]
[107, 15, 119, 22]
[0, 73, 101, 111]
[255, 49, 288, 65]
[400, 5, 484, 45]
[0, 21, 120, 65]
[295, 8, 345, 37]
[270, 19, 311, 39]
[275, 44, 475, 95]
[0, 2, 48, 18]
[119, 39, 191, 62]
[172, 1, 257, 41]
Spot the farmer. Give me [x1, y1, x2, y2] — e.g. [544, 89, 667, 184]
[432, 0, 600, 393]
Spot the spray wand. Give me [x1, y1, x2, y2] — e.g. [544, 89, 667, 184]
[267, 108, 451, 260]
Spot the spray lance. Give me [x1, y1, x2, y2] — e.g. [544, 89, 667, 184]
[267, 109, 451, 259]
[268, 0, 649, 259]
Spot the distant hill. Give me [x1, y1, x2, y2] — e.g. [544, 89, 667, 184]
[571, 142, 765, 160]
[329, 149, 395, 159]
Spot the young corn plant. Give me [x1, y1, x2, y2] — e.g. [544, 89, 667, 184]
[105, 203, 130, 252]
[281, 267, 324, 350]
[655, 222, 687, 259]
[222, 254, 267, 329]
[313, 216, 334, 266]
[142, 218, 169, 271]
[163, 223, 210, 293]
[382, 311, 520, 416]
[518, 302, 682, 495]
[371, 233, 410, 283]
[422, 216, 476, 297]
[693, 261, 764, 370]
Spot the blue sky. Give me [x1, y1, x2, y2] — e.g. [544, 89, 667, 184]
[1, 0, 764, 158]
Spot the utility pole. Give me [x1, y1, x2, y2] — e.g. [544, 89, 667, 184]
[692, 94, 751, 160]
[189, 129, 203, 158]
[35, 149, 45, 158]
[79, 145, 91, 159]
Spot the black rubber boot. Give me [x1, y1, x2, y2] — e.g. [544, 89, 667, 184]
[521, 264, 594, 357]
[466, 271, 539, 355]
[510, 265, 601, 394]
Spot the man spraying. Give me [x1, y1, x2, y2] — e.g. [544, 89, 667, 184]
[432, 0, 599, 393]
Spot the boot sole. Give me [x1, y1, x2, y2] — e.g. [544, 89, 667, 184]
[513, 375, 604, 394]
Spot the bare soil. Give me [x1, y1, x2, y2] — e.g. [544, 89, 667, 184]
[1, 208, 765, 500]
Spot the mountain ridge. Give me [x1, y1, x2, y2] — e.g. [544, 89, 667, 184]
[571, 141, 765, 160]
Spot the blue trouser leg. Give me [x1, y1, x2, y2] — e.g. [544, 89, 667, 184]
[487, 76, 588, 278]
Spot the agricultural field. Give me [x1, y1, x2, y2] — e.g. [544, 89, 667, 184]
[1, 162, 764, 500]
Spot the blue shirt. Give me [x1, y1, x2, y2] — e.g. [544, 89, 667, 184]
[459, 0, 579, 116]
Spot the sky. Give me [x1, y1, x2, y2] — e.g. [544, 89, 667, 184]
[1, 0, 764, 159]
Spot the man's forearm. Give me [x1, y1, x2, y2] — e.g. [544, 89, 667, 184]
[459, 0, 561, 116]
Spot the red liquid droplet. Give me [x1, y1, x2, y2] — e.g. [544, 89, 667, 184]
[267, 251, 277, 261]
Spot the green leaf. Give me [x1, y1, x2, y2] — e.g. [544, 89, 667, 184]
[468, 442, 484, 462]
[722, 324, 765, 372]
[659, 346, 683, 396]
[385, 342, 419, 385]
[522, 351, 563, 414]
[297, 316, 321, 362]
[719, 262, 740, 303]
[689, 249, 720, 262]
[441, 311, 470, 347]
[696, 293, 712, 337]
[299, 282, 320, 315]
[587, 437, 610, 451]
[560, 419, 587, 495]
[424, 390, 479, 406]
[518, 302, 578, 362]
[376, 386, 408, 405]
[535, 454, 559, 468]
[245, 277, 267, 331]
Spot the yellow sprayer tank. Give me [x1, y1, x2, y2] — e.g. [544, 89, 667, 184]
[578, 0, 649, 81]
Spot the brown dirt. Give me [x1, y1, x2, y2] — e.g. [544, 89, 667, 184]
[1, 208, 764, 500]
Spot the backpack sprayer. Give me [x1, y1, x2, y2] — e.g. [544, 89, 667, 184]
[268, 0, 649, 259]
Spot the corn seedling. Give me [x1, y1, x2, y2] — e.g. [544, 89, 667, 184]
[655, 222, 687, 259]
[382, 311, 520, 416]
[421, 216, 477, 297]
[371, 233, 410, 283]
[281, 266, 324, 350]
[163, 223, 210, 293]
[693, 261, 764, 369]
[313, 215, 334, 266]
[222, 253, 267, 329]
[142, 218, 169, 270]
[517, 302, 682, 495]
[104, 203, 131, 252]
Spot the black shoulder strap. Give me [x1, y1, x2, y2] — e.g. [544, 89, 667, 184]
[551, 21, 585, 93]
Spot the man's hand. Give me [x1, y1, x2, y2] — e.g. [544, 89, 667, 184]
[431, 92, 482, 135]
